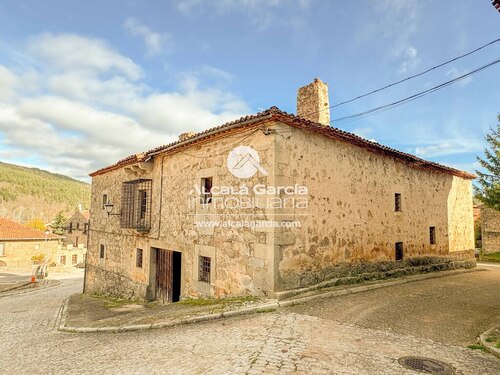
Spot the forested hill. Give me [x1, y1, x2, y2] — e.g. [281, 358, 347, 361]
[0, 161, 90, 223]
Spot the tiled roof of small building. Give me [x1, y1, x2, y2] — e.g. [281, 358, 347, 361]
[0, 218, 64, 241]
[89, 107, 475, 179]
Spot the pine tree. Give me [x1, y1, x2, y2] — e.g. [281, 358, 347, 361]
[475, 115, 500, 210]
[52, 211, 66, 235]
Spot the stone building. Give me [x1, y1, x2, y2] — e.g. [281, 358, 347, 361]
[85, 79, 475, 301]
[63, 209, 90, 248]
[0, 218, 64, 267]
[481, 206, 500, 254]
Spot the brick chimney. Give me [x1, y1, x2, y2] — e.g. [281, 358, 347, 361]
[296, 78, 330, 126]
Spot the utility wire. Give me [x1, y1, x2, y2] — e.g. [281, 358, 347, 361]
[304, 38, 500, 118]
[331, 57, 500, 124]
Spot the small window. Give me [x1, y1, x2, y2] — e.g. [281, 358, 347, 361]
[395, 242, 404, 261]
[198, 255, 211, 283]
[77, 223, 80, 230]
[69, 222, 73, 233]
[60, 255, 66, 265]
[75, 237, 79, 247]
[83, 223, 88, 234]
[200, 177, 213, 204]
[102, 194, 108, 210]
[0, 243, 4, 257]
[136, 248, 143, 268]
[72, 254, 78, 264]
[430, 227, 436, 245]
[100, 244, 105, 259]
[395, 193, 402, 212]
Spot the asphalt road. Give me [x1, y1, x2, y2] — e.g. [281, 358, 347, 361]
[285, 264, 500, 347]
[0, 270, 498, 374]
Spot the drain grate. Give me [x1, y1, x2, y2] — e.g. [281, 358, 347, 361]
[398, 356, 455, 374]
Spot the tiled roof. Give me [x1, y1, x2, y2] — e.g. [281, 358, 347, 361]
[0, 218, 64, 241]
[89, 107, 475, 179]
[80, 210, 90, 220]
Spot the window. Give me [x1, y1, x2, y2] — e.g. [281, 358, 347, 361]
[395, 193, 402, 212]
[136, 248, 143, 268]
[72, 254, 78, 264]
[200, 177, 213, 204]
[198, 256, 211, 283]
[69, 222, 73, 233]
[430, 227, 436, 245]
[120, 179, 152, 231]
[395, 242, 404, 261]
[102, 194, 108, 210]
[0, 243, 4, 257]
[83, 223, 88, 234]
[75, 237, 79, 247]
[60, 255, 66, 265]
[100, 244, 105, 259]
[76, 223, 80, 230]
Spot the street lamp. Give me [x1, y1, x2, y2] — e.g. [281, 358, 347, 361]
[104, 203, 120, 216]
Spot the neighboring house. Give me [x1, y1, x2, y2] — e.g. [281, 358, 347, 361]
[481, 206, 500, 254]
[0, 218, 64, 267]
[85, 78, 475, 302]
[63, 209, 90, 248]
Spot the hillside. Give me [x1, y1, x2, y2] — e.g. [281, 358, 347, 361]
[0, 161, 90, 223]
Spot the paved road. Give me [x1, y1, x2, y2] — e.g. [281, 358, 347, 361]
[286, 265, 500, 347]
[0, 273, 498, 374]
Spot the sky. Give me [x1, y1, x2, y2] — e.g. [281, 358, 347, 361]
[0, 0, 498, 182]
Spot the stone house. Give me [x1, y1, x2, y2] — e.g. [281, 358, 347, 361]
[85, 79, 475, 301]
[63, 209, 90, 249]
[0, 217, 64, 267]
[480, 206, 500, 254]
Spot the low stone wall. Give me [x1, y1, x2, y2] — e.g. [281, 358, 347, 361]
[278, 254, 476, 292]
[85, 264, 149, 301]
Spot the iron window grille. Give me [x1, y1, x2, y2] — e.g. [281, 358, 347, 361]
[200, 177, 213, 204]
[395, 242, 404, 261]
[198, 255, 211, 283]
[120, 179, 152, 231]
[60, 255, 66, 265]
[136, 248, 143, 268]
[430, 227, 436, 245]
[395, 193, 402, 212]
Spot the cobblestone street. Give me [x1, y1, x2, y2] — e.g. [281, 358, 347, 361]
[0, 274, 499, 374]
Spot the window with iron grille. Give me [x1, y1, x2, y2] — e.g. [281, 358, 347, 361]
[198, 256, 211, 283]
[430, 227, 436, 245]
[395, 242, 404, 261]
[100, 244, 105, 259]
[120, 179, 152, 231]
[60, 255, 66, 265]
[136, 248, 143, 268]
[395, 193, 402, 212]
[72, 254, 78, 264]
[200, 177, 213, 204]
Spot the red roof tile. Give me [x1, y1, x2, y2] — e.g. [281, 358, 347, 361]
[0, 218, 64, 241]
[89, 107, 475, 180]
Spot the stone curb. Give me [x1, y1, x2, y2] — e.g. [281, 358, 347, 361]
[478, 325, 500, 358]
[0, 281, 32, 294]
[0, 279, 61, 298]
[57, 268, 480, 334]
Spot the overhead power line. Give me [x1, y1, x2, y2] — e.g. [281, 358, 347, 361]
[304, 38, 500, 118]
[331, 57, 500, 124]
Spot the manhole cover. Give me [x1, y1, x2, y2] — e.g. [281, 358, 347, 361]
[398, 356, 455, 374]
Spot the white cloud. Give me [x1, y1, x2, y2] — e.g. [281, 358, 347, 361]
[123, 17, 173, 56]
[414, 139, 482, 158]
[446, 67, 473, 87]
[397, 46, 420, 74]
[0, 33, 250, 181]
[27, 33, 143, 80]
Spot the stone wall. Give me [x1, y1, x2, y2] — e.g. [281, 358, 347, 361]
[63, 212, 89, 247]
[86, 125, 278, 300]
[0, 239, 63, 267]
[481, 206, 500, 254]
[273, 123, 474, 290]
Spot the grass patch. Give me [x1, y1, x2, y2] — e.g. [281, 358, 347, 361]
[90, 294, 144, 309]
[467, 344, 488, 352]
[480, 251, 500, 262]
[179, 295, 258, 306]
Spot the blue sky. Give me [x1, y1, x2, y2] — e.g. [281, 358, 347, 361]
[0, 0, 498, 181]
